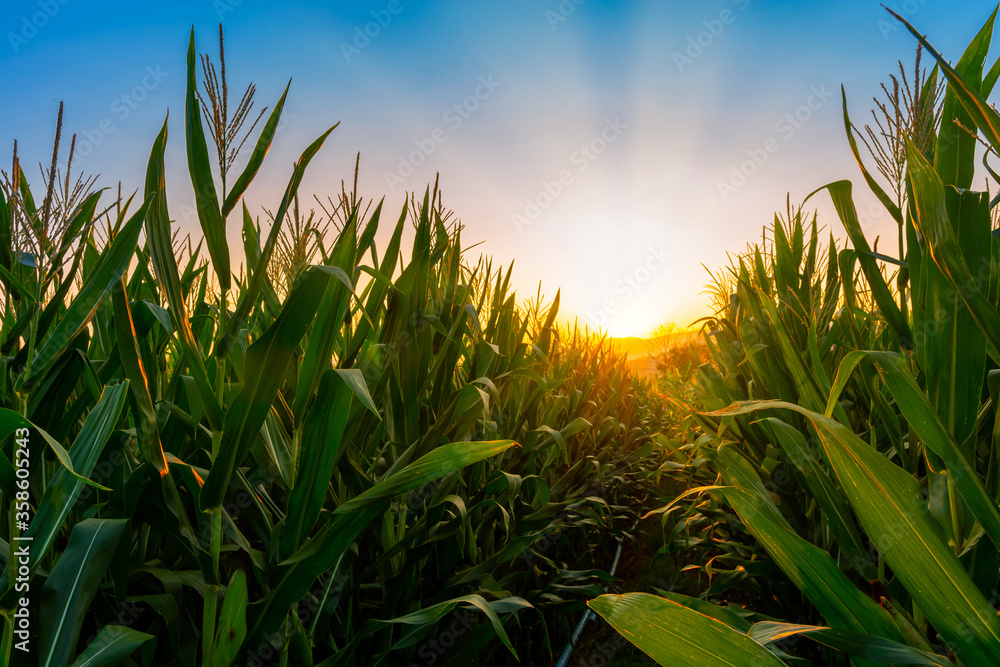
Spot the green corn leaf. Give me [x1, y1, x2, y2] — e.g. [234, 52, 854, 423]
[0, 410, 111, 491]
[245, 507, 382, 662]
[16, 194, 152, 393]
[0, 383, 128, 607]
[710, 449, 899, 651]
[0, 264, 34, 305]
[336, 367, 379, 417]
[278, 369, 353, 561]
[329, 594, 525, 663]
[921, 187, 990, 453]
[648, 591, 753, 633]
[185, 28, 229, 292]
[292, 214, 357, 425]
[240, 202, 282, 318]
[906, 139, 1000, 362]
[748, 622, 952, 666]
[805, 180, 912, 350]
[111, 278, 168, 476]
[39, 519, 130, 667]
[144, 115, 223, 429]
[212, 569, 248, 667]
[708, 400, 1000, 667]
[221, 81, 291, 218]
[201, 266, 332, 510]
[728, 424, 876, 581]
[287, 610, 313, 667]
[245, 439, 519, 657]
[753, 285, 841, 420]
[69, 626, 155, 667]
[589, 593, 787, 667]
[830, 350, 1000, 552]
[214, 123, 339, 359]
[335, 440, 519, 515]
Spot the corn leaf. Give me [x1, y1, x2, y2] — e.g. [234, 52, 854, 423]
[69, 626, 154, 667]
[39, 518, 130, 667]
[589, 593, 787, 667]
[708, 400, 1000, 667]
[185, 28, 228, 292]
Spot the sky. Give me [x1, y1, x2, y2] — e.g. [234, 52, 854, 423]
[2, 0, 999, 337]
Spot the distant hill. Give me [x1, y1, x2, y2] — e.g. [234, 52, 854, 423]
[607, 330, 706, 378]
[608, 336, 659, 359]
[609, 331, 701, 359]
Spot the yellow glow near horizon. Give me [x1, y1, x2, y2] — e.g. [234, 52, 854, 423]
[560, 300, 712, 339]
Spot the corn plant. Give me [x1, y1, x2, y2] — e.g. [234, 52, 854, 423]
[596, 7, 1000, 666]
[0, 28, 665, 667]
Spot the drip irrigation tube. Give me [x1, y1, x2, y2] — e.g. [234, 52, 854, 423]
[554, 521, 635, 667]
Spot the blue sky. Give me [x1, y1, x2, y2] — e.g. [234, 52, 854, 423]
[3, 0, 999, 336]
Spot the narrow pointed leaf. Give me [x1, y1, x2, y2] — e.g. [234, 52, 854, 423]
[69, 626, 155, 667]
[805, 181, 912, 349]
[221, 81, 291, 218]
[708, 400, 1000, 667]
[40, 519, 129, 667]
[201, 266, 331, 510]
[185, 28, 228, 291]
[16, 194, 151, 392]
[215, 123, 339, 358]
[0, 384, 128, 605]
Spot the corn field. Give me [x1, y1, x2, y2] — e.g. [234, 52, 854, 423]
[0, 29, 667, 667]
[590, 7, 1000, 667]
[12, 5, 1000, 667]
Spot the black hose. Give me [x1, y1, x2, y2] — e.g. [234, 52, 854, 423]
[553, 521, 635, 667]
